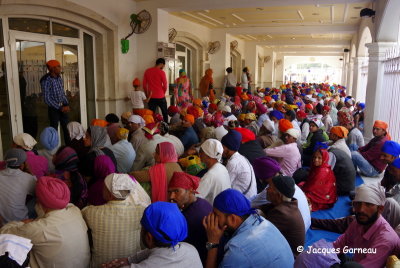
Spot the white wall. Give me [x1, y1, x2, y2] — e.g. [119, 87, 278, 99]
[168, 14, 211, 45]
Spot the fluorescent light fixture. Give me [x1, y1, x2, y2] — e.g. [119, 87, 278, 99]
[267, 35, 273, 39]
[197, 12, 224, 25]
[232, 23, 237, 26]
[231, 13, 245, 22]
[181, 11, 217, 26]
[63, 50, 74, 55]
[246, 34, 257, 40]
[297, 10, 304, 20]
[204, 9, 210, 13]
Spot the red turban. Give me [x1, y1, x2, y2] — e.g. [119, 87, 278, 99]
[323, 105, 330, 112]
[209, 103, 218, 111]
[234, 127, 256, 143]
[305, 104, 313, 110]
[278, 119, 293, 133]
[168, 105, 179, 115]
[46, 60, 60, 68]
[36, 176, 70, 209]
[168, 172, 200, 193]
[296, 110, 307, 119]
[132, 78, 140, 87]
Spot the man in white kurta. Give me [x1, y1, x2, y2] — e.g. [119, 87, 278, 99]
[0, 176, 90, 268]
[197, 139, 231, 204]
[221, 130, 257, 199]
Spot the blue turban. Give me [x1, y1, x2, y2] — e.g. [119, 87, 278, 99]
[221, 130, 242, 151]
[393, 158, 400, 169]
[382, 141, 400, 157]
[214, 189, 256, 216]
[271, 94, 279, 101]
[358, 102, 365, 109]
[300, 93, 306, 97]
[40, 127, 59, 151]
[140, 202, 187, 247]
[314, 141, 329, 152]
[269, 110, 284, 120]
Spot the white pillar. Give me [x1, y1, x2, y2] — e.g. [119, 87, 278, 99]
[364, 42, 396, 140]
[347, 57, 354, 95]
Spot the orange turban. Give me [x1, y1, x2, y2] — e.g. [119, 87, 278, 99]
[184, 114, 195, 125]
[46, 60, 60, 68]
[278, 119, 293, 133]
[193, 99, 202, 107]
[91, 119, 108, 127]
[132, 78, 140, 87]
[330, 126, 349, 138]
[143, 114, 155, 124]
[374, 120, 391, 140]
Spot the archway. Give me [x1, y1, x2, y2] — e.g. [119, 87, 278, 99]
[354, 26, 372, 102]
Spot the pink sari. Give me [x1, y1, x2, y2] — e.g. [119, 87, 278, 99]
[149, 142, 178, 202]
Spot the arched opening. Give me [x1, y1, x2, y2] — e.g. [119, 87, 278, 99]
[230, 49, 242, 83]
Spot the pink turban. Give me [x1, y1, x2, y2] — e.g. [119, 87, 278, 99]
[36, 176, 70, 209]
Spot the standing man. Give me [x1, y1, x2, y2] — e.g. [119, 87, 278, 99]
[223, 67, 236, 97]
[40, 60, 70, 144]
[143, 58, 168, 122]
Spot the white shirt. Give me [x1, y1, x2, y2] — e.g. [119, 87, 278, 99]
[129, 90, 147, 109]
[241, 73, 249, 89]
[125, 242, 202, 268]
[197, 162, 231, 204]
[250, 185, 311, 232]
[215, 126, 228, 141]
[300, 121, 310, 144]
[223, 73, 237, 88]
[331, 138, 352, 158]
[322, 114, 333, 133]
[0, 204, 90, 268]
[226, 152, 257, 199]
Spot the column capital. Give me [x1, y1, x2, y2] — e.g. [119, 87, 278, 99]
[366, 42, 397, 59]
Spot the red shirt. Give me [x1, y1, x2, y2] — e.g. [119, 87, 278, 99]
[142, 67, 167, 99]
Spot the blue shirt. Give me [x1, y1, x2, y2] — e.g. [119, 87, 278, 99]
[40, 73, 68, 109]
[220, 214, 294, 268]
[180, 127, 199, 150]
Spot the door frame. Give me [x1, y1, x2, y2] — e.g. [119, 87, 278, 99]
[8, 30, 87, 137]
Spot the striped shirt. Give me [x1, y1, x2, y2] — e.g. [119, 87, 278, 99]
[82, 198, 146, 268]
[40, 73, 68, 109]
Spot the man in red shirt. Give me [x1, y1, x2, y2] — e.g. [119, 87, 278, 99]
[143, 58, 168, 122]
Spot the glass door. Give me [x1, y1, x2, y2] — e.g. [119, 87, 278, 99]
[9, 30, 86, 145]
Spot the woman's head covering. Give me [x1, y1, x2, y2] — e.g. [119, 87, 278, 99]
[213, 112, 225, 127]
[13, 133, 37, 151]
[382, 141, 400, 157]
[330, 126, 349, 138]
[36, 176, 70, 209]
[89, 126, 109, 154]
[54, 146, 79, 172]
[67, 122, 85, 140]
[252, 156, 280, 180]
[141, 202, 188, 247]
[5, 148, 27, 168]
[94, 155, 116, 181]
[337, 108, 354, 125]
[39, 127, 59, 151]
[168, 172, 200, 192]
[221, 130, 242, 151]
[91, 119, 108, 127]
[116, 128, 129, 140]
[312, 149, 330, 169]
[233, 127, 256, 143]
[354, 182, 386, 206]
[278, 119, 293, 133]
[104, 173, 135, 199]
[157, 142, 178, 163]
[213, 189, 256, 216]
[200, 139, 223, 161]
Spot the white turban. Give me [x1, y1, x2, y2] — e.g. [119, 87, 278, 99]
[354, 182, 386, 206]
[262, 119, 275, 133]
[13, 133, 37, 151]
[104, 173, 135, 200]
[128, 115, 145, 127]
[286, 128, 300, 140]
[200, 139, 223, 161]
[67, 122, 85, 140]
